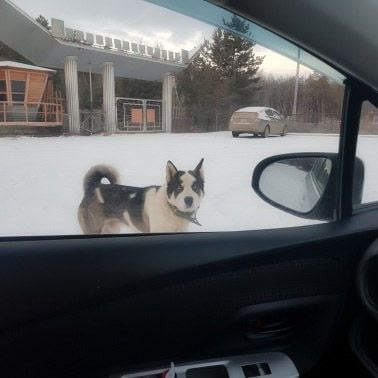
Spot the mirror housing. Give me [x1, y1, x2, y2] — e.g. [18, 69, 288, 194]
[252, 153, 364, 221]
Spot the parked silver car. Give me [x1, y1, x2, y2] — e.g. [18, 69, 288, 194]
[229, 106, 288, 138]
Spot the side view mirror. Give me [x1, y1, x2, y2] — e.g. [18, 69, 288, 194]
[252, 153, 364, 221]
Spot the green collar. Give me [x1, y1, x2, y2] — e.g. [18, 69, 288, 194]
[168, 202, 202, 226]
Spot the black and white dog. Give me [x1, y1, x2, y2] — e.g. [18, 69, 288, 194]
[78, 159, 204, 234]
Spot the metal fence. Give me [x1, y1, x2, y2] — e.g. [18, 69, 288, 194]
[286, 113, 341, 133]
[116, 97, 162, 132]
[172, 106, 232, 133]
[80, 109, 104, 135]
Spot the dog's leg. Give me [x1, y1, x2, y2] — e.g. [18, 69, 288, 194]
[101, 219, 122, 234]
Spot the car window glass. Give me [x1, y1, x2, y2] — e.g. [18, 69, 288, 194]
[353, 100, 378, 208]
[0, 0, 344, 236]
[266, 109, 273, 116]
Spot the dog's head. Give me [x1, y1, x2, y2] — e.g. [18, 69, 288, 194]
[166, 159, 204, 213]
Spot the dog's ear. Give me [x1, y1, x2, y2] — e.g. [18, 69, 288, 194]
[193, 158, 204, 180]
[166, 160, 178, 182]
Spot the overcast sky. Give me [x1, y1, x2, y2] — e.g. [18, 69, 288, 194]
[12, 0, 311, 77]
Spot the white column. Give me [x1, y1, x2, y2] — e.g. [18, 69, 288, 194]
[102, 62, 116, 134]
[64, 56, 80, 134]
[162, 73, 174, 133]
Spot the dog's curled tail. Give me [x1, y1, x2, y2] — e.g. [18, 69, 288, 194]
[83, 165, 120, 193]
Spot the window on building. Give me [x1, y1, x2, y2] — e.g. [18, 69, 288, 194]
[0, 77, 6, 101]
[11, 80, 26, 102]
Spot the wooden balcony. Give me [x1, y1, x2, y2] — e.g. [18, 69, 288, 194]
[0, 101, 64, 126]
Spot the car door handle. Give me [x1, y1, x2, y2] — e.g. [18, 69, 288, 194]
[241, 316, 296, 341]
[235, 295, 337, 341]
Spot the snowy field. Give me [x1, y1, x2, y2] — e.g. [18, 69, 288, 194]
[0, 132, 377, 236]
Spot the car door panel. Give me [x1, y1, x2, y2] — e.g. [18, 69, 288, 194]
[0, 257, 345, 377]
[0, 210, 377, 377]
[276, 113, 284, 133]
[271, 112, 282, 134]
[265, 110, 275, 133]
[269, 113, 278, 134]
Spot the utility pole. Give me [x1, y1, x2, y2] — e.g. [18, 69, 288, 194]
[292, 48, 300, 116]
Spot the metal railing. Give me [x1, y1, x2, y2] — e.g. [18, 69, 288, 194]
[80, 109, 104, 135]
[0, 101, 64, 125]
[116, 97, 162, 132]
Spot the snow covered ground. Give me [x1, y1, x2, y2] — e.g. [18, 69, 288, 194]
[0, 132, 377, 236]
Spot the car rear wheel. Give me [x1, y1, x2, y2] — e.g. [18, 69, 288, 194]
[232, 131, 239, 137]
[281, 126, 288, 136]
[262, 125, 270, 138]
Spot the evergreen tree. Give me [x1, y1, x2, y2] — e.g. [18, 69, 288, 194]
[200, 15, 264, 106]
[176, 15, 264, 131]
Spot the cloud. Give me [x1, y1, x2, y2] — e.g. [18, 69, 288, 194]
[13, 0, 212, 51]
[12, 0, 313, 76]
[256, 46, 312, 78]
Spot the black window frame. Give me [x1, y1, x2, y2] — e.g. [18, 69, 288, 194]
[349, 83, 378, 215]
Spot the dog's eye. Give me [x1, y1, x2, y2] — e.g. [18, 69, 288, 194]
[192, 183, 198, 191]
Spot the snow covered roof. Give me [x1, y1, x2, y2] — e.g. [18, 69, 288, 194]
[235, 107, 276, 113]
[0, 61, 56, 73]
